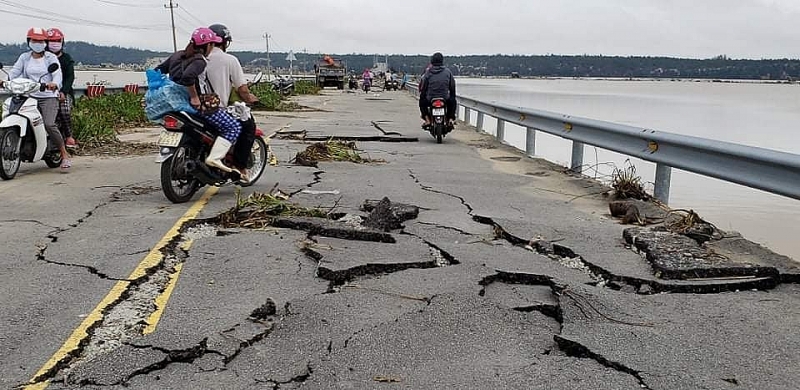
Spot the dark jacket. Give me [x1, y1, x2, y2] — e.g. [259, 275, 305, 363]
[56, 51, 75, 96]
[155, 51, 206, 87]
[420, 65, 455, 101]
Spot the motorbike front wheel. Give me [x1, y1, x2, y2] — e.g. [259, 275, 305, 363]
[0, 128, 22, 180]
[239, 137, 268, 188]
[160, 146, 201, 203]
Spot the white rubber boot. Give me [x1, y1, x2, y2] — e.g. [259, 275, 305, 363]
[205, 138, 234, 173]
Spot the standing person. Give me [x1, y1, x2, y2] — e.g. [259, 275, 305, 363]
[0, 28, 71, 169]
[419, 52, 456, 128]
[46, 27, 77, 148]
[206, 23, 259, 182]
[155, 27, 243, 176]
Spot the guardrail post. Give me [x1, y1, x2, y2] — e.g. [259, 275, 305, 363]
[464, 107, 471, 125]
[570, 142, 584, 173]
[476, 112, 484, 132]
[526, 127, 536, 157]
[496, 119, 505, 141]
[654, 163, 672, 204]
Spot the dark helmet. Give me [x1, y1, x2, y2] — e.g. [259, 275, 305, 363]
[208, 23, 232, 46]
[431, 52, 444, 66]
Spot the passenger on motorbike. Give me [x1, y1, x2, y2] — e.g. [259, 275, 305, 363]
[362, 68, 372, 91]
[46, 27, 77, 149]
[419, 52, 456, 129]
[0, 28, 71, 169]
[155, 27, 244, 177]
[206, 23, 259, 182]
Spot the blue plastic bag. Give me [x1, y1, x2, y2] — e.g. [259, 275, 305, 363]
[144, 69, 197, 122]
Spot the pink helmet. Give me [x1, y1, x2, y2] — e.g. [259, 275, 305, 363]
[191, 27, 222, 45]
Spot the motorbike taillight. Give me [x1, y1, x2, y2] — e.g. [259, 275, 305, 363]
[163, 115, 183, 130]
[432, 100, 445, 108]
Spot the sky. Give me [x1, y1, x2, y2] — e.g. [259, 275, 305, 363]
[1, 0, 799, 59]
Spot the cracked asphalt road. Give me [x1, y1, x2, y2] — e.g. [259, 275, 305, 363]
[2, 91, 799, 389]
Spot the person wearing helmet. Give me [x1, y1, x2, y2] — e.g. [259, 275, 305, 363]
[46, 28, 77, 149]
[419, 52, 456, 129]
[206, 23, 259, 181]
[154, 27, 244, 176]
[0, 28, 71, 169]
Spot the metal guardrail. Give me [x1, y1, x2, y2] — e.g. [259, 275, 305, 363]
[407, 82, 800, 204]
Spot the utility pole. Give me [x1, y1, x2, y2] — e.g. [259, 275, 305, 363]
[263, 32, 271, 78]
[165, 1, 178, 52]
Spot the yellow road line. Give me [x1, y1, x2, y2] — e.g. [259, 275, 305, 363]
[23, 187, 219, 389]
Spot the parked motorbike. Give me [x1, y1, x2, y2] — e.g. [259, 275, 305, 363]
[156, 105, 269, 203]
[270, 73, 295, 96]
[0, 62, 63, 180]
[426, 98, 453, 144]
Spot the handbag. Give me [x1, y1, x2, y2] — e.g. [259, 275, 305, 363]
[198, 92, 221, 115]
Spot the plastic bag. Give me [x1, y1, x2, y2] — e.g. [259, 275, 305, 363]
[144, 69, 197, 122]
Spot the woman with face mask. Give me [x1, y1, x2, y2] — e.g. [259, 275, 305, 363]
[0, 28, 71, 170]
[46, 28, 77, 149]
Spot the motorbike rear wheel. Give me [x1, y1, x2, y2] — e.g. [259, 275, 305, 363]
[239, 137, 268, 188]
[0, 128, 22, 180]
[434, 124, 443, 144]
[44, 152, 63, 168]
[160, 146, 200, 203]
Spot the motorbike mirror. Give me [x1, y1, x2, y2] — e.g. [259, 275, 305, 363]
[47, 63, 60, 73]
[252, 71, 263, 84]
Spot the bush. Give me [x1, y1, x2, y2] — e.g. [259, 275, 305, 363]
[249, 83, 282, 111]
[294, 80, 320, 95]
[72, 92, 147, 144]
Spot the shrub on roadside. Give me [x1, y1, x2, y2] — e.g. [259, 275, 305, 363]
[72, 92, 147, 144]
[294, 80, 320, 95]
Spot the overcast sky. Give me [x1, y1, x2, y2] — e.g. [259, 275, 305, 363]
[1, 0, 799, 59]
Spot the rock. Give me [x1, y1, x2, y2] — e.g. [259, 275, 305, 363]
[250, 298, 277, 320]
[362, 197, 403, 232]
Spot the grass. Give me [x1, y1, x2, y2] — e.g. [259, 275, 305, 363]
[294, 80, 321, 95]
[218, 190, 329, 228]
[293, 140, 365, 167]
[72, 92, 147, 144]
[611, 160, 651, 200]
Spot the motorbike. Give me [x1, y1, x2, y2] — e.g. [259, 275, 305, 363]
[155, 104, 269, 203]
[348, 75, 359, 90]
[363, 78, 371, 93]
[270, 73, 295, 96]
[425, 98, 453, 144]
[0, 62, 64, 180]
[384, 78, 399, 91]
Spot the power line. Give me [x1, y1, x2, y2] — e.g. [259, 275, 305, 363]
[0, 0, 162, 29]
[178, 6, 206, 26]
[94, 0, 161, 8]
[0, 7, 165, 31]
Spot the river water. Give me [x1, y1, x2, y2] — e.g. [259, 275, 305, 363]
[75, 71, 800, 259]
[459, 78, 800, 260]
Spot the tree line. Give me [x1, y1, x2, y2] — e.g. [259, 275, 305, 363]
[2, 42, 799, 80]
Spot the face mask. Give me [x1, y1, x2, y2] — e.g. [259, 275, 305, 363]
[48, 42, 63, 52]
[29, 42, 46, 53]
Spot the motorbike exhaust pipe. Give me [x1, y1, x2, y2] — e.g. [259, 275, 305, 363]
[185, 160, 222, 185]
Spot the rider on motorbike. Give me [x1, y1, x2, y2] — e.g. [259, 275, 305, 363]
[419, 52, 456, 129]
[46, 28, 77, 149]
[155, 27, 244, 177]
[0, 28, 71, 169]
[206, 23, 259, 182]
